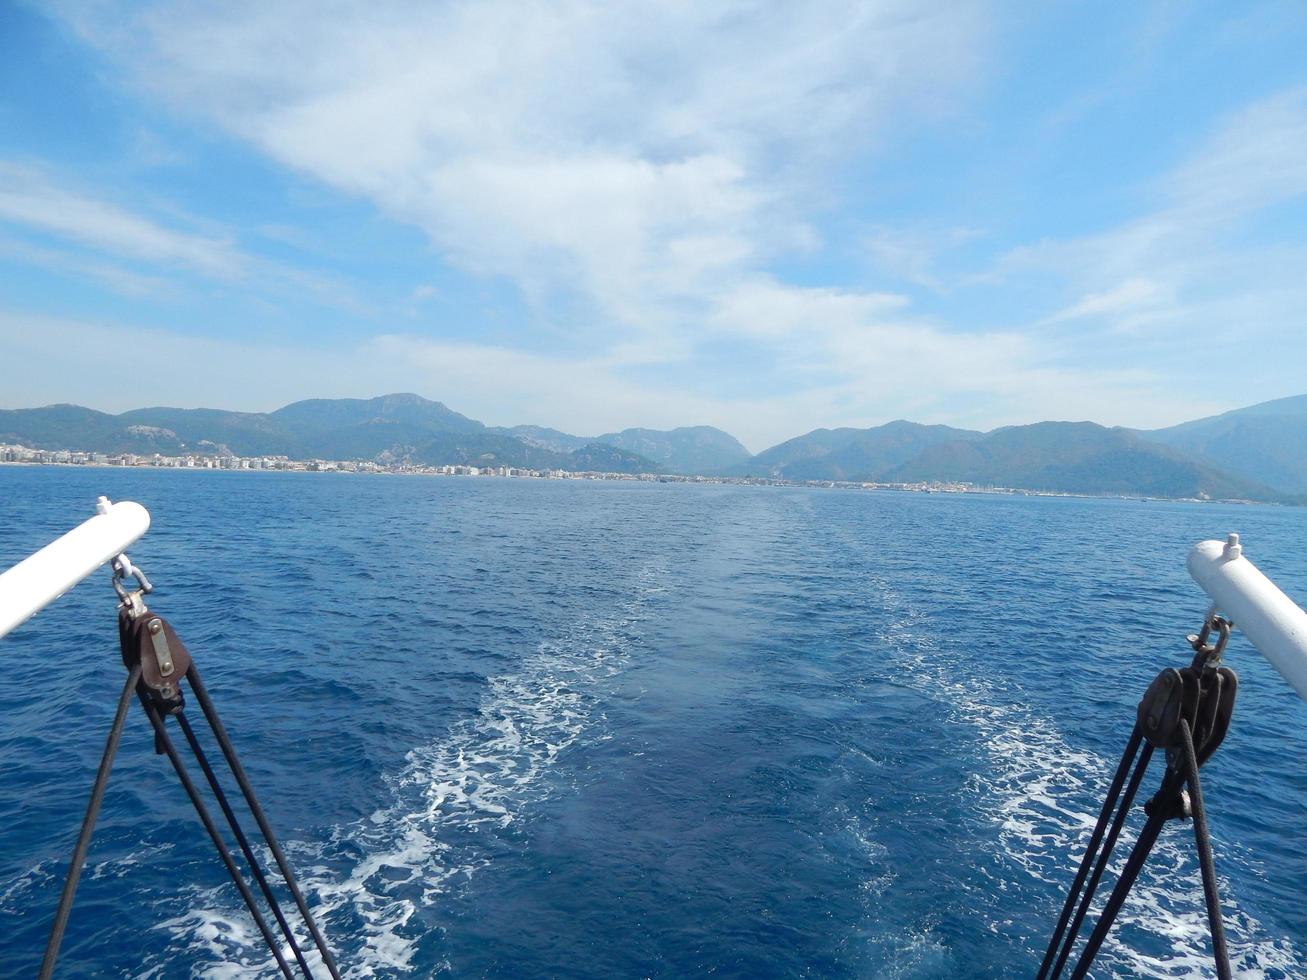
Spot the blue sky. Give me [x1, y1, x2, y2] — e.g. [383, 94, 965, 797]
[2, 1, 1306, 450]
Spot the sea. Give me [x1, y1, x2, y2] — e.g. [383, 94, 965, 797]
[1, 467, 1305, 979]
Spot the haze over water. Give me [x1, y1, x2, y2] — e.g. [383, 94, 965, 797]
[1, 467, 1305, 978]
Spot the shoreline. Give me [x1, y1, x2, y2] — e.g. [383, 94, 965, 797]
[0, 458, 1274, 507]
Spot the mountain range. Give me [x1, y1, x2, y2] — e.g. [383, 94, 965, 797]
[0, 394, 749, 477]
[2, 392, 1305, 503]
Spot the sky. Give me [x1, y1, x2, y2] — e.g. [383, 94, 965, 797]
[2, 2, 1306, 451]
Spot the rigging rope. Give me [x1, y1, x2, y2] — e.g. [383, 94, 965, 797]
[37, 563, 339, 977]
[38, 663, 142, 980]
[187, 663, 342, 979]
[136, 686, 297, 980]
[175, 709, 315, 976]
[1039, 616, 1237, 979]
[1036, 725, 1148, 980]
[1045, 733, 1154, 980]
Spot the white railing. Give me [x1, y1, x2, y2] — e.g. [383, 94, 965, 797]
[0, 497, 151, 639]
[1189, 533, 1307, 703]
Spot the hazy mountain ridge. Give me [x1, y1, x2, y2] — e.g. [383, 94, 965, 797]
[3, 393, 1305, 500]
[888, 422, 1276, 500]
[489, 425, 592, 454]
[593, 426, 751, 475]
[0, 404, 187, 455]
[2, 395, 668, 473]
[1135, 394, 1307, 494]
[488, 423, 749, 474]
[733, 421, 984, 481]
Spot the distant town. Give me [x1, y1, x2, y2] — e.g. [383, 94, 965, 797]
[0, 441, 1085, 498]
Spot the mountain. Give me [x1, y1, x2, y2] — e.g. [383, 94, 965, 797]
[1136, 394, 1307, 494]
[889, 421, 1276, 499]
[117, 407, 295, 456]
[734, 421, 983, 481]
[566, 442, 662, 474]
[490, 423, 749, 474]
[0, 404, 184, 454]
[593, 426, 750, 476]
[0, 394, 664, 474]
[3, 393, 1303, 498]
[490, 424, 592, 454]
[273, 393, 483, 437]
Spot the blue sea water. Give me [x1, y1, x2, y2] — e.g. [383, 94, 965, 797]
[1, 467, 1305, 979]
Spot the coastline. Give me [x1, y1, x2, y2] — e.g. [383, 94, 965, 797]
[0, 457, 1270, 507]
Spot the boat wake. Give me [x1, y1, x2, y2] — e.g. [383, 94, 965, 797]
[871, 580, 1304, 979]
[154, 560, 669, 977]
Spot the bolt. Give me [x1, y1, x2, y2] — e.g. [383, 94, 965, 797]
[148, 619, 162, 634]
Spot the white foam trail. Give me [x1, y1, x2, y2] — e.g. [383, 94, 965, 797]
[871, 581, 1305, 978]
[167, 560, 669, 977]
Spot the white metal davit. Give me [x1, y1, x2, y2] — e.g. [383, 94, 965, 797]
[0, 496, 151, 640]
[1189, 533, 1307, 704]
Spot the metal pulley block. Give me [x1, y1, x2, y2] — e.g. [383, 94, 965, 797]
[1138, 667, 1186, 748]
[117, 609, 192, 706]
[1137, 662, 1237, 764]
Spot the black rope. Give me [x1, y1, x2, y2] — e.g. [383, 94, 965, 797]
[38, 663, 142, 980]
[175, 710, 315, 977]
[1052, 740, 1154, 977]
[36, 590, 339, 979]
[1037, 725, 1142, 980]
[1067, 718, 1233, 980]
[1178, 717, 1232, 980]
[1068, 769, 1176, 980]
[136, 689, 296, 980]
[186, 664, 342, 980]
[1047, 739, 1155, 980]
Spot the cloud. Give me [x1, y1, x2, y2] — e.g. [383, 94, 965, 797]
[1043, 277, 1173, 325]
[0, 301, 1236, 453]
[1003, 88, 1307, 290]
[54, 0, 986, 336]
[863, 226, 983, 290]
[0, 235, 176, 297]
[23, 3, 1306, 444]
[0, 162, 243, 277]
[0, 161, 372, 314]
[710, 280, 910, 340]
[1165, 86, 1307, 222]
[991, 86, 1307, 388]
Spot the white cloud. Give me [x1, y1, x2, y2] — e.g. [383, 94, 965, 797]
[24, 3, 1306, 444]
[0, 162, 243, 278]
[710, 280, 910, 340]
[990, 86, 1307, 391]
[1044, 277, 1173, 324]
[1003, 89, 1307, 291]
[0, 235, 176, 297]
[0, 161, 372, 314]
[1166, 86, 1307, 222]
[54, 0, 986, 337]
[0, 303, 1239, 453]
[863, 226, 982, 290]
